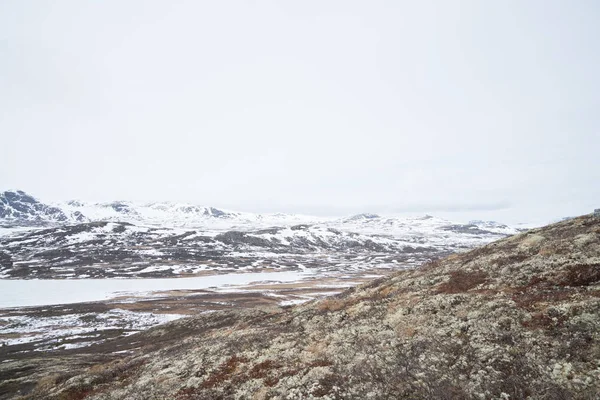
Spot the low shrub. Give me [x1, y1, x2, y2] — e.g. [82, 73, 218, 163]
[436, 270, 488, 294]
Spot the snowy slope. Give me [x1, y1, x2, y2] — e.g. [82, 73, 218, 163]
[328, 213, 519, 243]
[60, 199, 321, 230]
[0, 190, 323, 230]
[1, 191, 521, 240]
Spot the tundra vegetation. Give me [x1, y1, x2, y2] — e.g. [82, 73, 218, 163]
[7, 215, 600, 399]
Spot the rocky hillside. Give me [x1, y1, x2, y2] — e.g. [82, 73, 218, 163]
[23, 214, 599, 399]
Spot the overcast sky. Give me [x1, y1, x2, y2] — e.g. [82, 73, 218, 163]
[1, 1, 598, 224]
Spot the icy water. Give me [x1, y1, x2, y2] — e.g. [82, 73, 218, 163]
[0, 271, 312, 308]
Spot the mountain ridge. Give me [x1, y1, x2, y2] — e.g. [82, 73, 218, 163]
[0, 190, 519, 235]
[0, 190, 320, 228]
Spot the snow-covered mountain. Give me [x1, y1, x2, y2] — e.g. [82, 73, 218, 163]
[327, 213, 519, 243]
[0, 190, 527, 280]
[0, 191, 521, 236]
[60, 199, 320, 230]
[0, 190, 86, 225]
[0, 190, 319, 229]
[0, 190, 523, 242]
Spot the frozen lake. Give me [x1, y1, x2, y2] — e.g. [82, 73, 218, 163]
[0, 271, 313, 308]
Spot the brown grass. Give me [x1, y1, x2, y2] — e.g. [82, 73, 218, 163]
[248, 360, 281, 380]
[559, 264, 600, 287]
[435, 270, 488, 294]
[175, 387, 202, 400]
[494, 253, 530, 265]
[316, 298, 348, 312]
[36, 359, 145, 400]
[201, 355, 247, 389]
[521, 312, 567, 330]
[57, 389, 93, 400]
[309, 358, 334, 368]
[397, 325, 418, 337]
[512, 288, 574, 311]
[419, 258, 443, 272]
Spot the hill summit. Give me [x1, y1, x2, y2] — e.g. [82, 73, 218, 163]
[0, 190, 85, 224]
[28, 214, 600, 399]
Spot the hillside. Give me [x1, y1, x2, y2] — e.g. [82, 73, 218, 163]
[17, 214, 599, 399]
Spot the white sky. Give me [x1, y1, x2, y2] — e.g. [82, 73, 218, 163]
[1, 1, 598, 224]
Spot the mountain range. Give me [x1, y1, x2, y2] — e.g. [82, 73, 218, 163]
[0, 190, 517, 234]
[0, 190, 316, 229]
[0, 190, 523, 280]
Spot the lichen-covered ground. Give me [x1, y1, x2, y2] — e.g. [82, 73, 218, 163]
[14, 215, 600, 399]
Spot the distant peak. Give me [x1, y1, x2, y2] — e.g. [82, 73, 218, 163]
[204, 207, 228, 218]
[469, 220, 509, 229]
[346, 213, 381, 221]
[1, 189, 38, 203]
[0, 189, 70, 223]
[2, 189, 33, 196]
